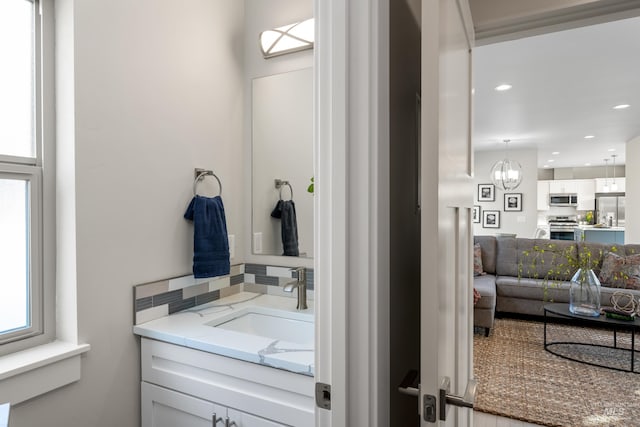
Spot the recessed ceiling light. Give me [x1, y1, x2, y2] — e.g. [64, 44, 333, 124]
[585, 163, 591, 166]
[543, 165, 550, 168]
[613, 104, 630, 110]
[552, 152, 559, 155]
[548, 159, 555, 163]
[495, 84, 512, 92]
[608, 148, 616, 152]
[584, 135, 595, 139]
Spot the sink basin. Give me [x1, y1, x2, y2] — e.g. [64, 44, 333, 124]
[205, 307, 314, 346]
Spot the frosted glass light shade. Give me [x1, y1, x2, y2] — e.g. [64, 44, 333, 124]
[260, 18, 314, 59]
[490, 158, 523, 191]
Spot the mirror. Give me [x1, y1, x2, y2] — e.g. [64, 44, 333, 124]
[251, 68, 313, 258]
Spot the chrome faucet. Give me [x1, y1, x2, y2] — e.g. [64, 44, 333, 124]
[283, 267, 308, 310]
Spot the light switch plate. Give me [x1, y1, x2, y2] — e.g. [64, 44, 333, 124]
[253, 232, 262, 254]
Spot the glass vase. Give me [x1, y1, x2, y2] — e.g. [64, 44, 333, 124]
[569, 268, 601, 317]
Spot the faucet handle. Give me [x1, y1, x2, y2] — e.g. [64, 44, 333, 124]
[295, 267, 306, 282]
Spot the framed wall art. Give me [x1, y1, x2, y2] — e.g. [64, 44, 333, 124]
[478, 184, 495, 202]
[482, 210, 500, 228]
[473, 205, 481, 223]
[504, 193, 522, 211]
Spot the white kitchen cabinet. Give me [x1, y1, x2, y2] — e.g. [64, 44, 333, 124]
[537, 180, 550, 210]
[548, 180, 578, 194]
[576, 179, 595, 210]
[595, 177, 626, 193]
[140, 338, 314, 427]
[142, 382, 286, 427]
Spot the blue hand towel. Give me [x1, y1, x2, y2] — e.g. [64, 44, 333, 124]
[279, 200, 299, 257]
[184, 195, 230, 278]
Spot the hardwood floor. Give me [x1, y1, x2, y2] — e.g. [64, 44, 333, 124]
[474, 411, 543, 427]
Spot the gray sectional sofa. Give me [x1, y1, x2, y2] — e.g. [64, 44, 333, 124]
[473, 235, 640, 336]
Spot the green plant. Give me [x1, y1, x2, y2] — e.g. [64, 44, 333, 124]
[517, 242, 610, 301]
[585, 211, 594, 224]
[307, 177, 314, 194]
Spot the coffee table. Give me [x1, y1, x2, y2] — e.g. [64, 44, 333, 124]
[544, 303, 640, 374]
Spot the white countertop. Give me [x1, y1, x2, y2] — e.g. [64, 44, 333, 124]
[0, 403, 8, 427]
[575, 225, 625, 232]
[133, 292, 314, 376]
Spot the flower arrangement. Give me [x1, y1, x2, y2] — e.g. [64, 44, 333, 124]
[518, 242, 610, 316]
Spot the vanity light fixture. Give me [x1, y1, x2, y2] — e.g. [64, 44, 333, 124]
[603, 158, 610, 192]
[490, 139, 522, 191]
[611, 154, 618, 191]
[259, 18, 314, 59]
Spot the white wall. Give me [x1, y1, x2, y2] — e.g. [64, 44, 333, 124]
[11, 1, 245, 426]
[627, 135, 640, 243]
[473, 148, 538, 238]
[243, 0, 314, 266]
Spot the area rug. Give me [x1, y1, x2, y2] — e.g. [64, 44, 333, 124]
[474, 318, 640, 427]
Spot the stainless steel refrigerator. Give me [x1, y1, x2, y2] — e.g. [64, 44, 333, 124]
[594, 192, 625, 226]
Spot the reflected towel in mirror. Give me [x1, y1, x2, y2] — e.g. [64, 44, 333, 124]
[271, 200, 299, 256]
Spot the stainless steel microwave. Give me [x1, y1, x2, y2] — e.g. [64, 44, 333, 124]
[549, 193, 578, 207]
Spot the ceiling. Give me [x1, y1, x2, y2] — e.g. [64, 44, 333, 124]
[473, 14, 640, 169]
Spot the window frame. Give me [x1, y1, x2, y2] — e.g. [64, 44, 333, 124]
[0, 0, 55, 356]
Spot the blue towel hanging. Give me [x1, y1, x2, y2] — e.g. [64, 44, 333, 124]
[271, 200, 299, 256]
[184, 195, 230, 278]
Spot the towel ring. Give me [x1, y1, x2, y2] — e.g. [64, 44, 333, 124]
[193, 169, 222, 197]
[275, 179, 293, 201]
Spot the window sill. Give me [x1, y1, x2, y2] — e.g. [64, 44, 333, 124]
[0, 341, 90, 404]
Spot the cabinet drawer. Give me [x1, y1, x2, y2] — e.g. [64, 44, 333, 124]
[141, 339, 314, 426]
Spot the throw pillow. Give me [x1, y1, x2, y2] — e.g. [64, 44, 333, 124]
[473, 243, 485, 277]
[598, 252, 640, 290]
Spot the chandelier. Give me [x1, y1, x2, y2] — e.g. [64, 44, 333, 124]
[490, 139, 523, 191]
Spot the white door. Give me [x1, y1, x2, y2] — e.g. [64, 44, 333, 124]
[420, 0, 475, 425]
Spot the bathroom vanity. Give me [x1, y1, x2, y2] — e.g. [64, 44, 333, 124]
[134, 293, 315, 426]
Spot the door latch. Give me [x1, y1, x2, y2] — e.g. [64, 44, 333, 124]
[423, 394, 437, 422]
[315, 382, 331, 410]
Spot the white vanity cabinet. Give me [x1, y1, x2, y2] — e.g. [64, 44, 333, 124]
[140, 338, 314, 427]
[142, 382, 284, 427]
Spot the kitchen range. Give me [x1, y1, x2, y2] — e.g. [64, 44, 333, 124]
[547, 215, 579, 240]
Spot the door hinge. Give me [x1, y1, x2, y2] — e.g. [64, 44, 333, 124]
[315, 382, 331, 410]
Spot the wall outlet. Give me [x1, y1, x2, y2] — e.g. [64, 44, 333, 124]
[253, 232, 262, 254]
[228, 234, 235, 259]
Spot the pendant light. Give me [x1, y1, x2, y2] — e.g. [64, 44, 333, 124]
[490, 139, 523, 191]
[611, 154, 618, 192]
[603, 158, 610, 192]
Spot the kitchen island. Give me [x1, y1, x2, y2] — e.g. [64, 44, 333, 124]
[574, 225, 625, 244]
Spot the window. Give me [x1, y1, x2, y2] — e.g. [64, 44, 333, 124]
[0, 0, 50, 355]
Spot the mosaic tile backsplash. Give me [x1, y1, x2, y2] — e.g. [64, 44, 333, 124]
[133, 263, 314, 325]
